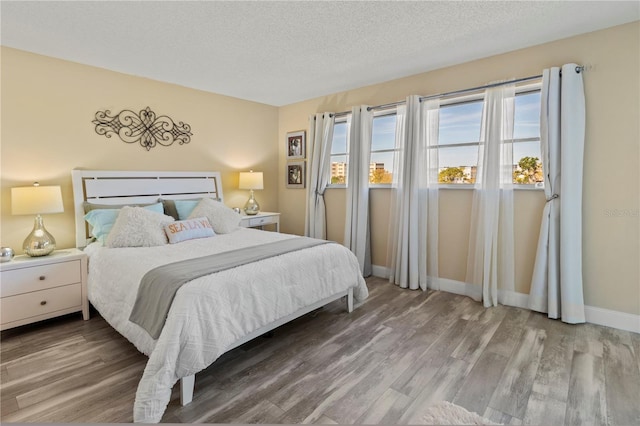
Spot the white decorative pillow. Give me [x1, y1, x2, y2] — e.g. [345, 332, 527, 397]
[84, 202, 164, 244]
[164, 217, 215, 244]
[188, 198, 240, 234]
[106, 206, 175, 248]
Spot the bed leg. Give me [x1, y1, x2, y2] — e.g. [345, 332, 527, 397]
[180, 375, 195, 406]
[346, 288, 354, 313]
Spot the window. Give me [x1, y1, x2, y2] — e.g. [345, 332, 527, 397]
[437, 99, 483, 184]
[369, 112, 397, 184]
[437, 86, 543, 185]
[329, 120, 348, 185]
[512, 90, 543, 185]
[327, 83, 542, 188]
[329, 112, 398, 186]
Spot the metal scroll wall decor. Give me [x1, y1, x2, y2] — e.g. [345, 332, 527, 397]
[92, 106, 193, 151]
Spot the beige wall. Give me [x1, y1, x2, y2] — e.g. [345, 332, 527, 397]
[278, 22, 640, 316]
[1, 47, 279, 252]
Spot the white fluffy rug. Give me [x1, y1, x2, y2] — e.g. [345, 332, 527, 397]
[421, 401, 501, 425]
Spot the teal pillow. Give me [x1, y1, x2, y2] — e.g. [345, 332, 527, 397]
[174, 200, 200, 220]
[84, 203, 164, 243]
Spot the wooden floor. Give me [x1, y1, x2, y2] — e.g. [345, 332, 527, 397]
[1, 276, 639, 424]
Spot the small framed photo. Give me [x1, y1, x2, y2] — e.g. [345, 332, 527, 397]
[286, 130, 306, 159]
[286, 161, 305, 189]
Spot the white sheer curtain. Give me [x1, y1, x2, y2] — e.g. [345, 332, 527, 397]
[305, 113, 335, 239]
[387, 96, 439, 290]
[465, 84, 515, 307]
[344, 106, 373, 276]
[529, 64, 586, 323]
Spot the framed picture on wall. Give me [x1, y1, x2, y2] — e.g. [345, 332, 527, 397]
[286, 130, 306, 159]
[286, 161, 305, 189]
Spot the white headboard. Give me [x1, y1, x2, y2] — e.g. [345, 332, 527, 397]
[71, 169, 223, 248]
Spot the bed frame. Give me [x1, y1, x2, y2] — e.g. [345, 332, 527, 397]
[70, 169, 353, 407]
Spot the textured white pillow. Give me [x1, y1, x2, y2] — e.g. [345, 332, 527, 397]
[106, 206, 175, 248]
[188, 198, 240, 234]
[164, 217, 215, 244]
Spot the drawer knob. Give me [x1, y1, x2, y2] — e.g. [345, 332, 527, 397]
[40, 300, 47, 306]
[39, 276, 45, 281]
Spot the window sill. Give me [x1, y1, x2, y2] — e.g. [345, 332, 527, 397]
[439, 184, 544, 190]
[327, 184, 544, 190]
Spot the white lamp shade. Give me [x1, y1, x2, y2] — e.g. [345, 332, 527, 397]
[239, 171, 264, 190]
[11, 185, 64, 215]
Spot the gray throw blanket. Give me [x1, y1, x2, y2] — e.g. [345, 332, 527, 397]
[129, 237, 331, 339]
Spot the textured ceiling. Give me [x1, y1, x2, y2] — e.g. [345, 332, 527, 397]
[1, 1, 638, 106]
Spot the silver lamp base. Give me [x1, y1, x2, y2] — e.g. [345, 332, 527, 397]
[23, 215, 56, 257]
[243, 190, 260, 216]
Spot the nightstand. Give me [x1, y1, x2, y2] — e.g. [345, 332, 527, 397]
[239, 212, 280, 232]
[0, 248, 89, 331]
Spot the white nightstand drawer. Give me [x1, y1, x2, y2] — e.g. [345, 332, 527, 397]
[248, 215, 277, 227]
[1, 283, 82, 324]
[0, 260, 81, 297]
[239, 212, 280, 232]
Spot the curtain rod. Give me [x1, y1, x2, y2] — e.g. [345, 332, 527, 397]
[333, 65, 584, 117]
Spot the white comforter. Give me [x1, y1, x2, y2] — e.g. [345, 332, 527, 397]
[84, 228, 368, 423]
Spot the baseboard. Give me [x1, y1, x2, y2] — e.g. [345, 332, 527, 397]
[371, 265, 640, 334]
[371, 264, 390, 279]
[584, 305, 640, 334]
[434, 277, 482, 301]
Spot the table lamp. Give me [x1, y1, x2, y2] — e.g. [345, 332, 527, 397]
[11, 182, 64, 256]
[238, 170, 263, 215]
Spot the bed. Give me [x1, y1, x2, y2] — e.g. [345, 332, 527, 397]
[71, 169, 368, 423]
